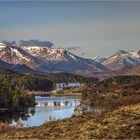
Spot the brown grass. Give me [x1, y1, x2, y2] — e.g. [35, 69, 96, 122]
[0, 122, 13, 134]
[1, 103, 140, 139]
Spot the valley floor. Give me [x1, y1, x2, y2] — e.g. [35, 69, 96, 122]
[1, 103, 140, 139]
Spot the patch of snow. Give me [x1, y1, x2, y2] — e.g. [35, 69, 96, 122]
[0, 42, 6, 49]
[129, 51, 140, 59]
[0, 42, 6, 46]
[68, 52, 77, 61]
[26, 46, 47, 51]
[12, 48, 22, 57]
[11, 48, 30, 61]
[25, 46, 65, 61]
[93, 56, 107, 63]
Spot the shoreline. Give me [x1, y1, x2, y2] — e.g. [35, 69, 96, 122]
[0, 96, 81, 126]
[0, 103, 36, 114]
[1, 103, 140, 139]
[28, 90, 82, 97]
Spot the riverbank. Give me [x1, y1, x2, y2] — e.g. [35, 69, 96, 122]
[0, 122, 14, 134]
[28, 90, 82, 97]
[0, 102, 36, 114]
[0, 96, 80, 128]
[1, 103, 140, 139]
[53, 91, 82, 97]
[0, 108, 8, 113]
[54, 86, 84, 97]
[27, 85, 85, 97]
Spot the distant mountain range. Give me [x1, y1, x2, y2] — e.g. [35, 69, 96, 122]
[93, 50, 140, 70]
[0, 41, 140, 77]
[0, 42, 108, 76]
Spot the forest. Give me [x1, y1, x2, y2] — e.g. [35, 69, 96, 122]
[82, 75, 140, 111]
[0, 67, 97, 112]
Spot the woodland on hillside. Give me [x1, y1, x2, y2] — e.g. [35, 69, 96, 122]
[0, 68, 98, 112]
[82, 75, 140, 111]
[1, 75, 140, 139]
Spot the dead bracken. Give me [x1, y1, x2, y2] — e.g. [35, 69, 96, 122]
[1, 103, 140, 139]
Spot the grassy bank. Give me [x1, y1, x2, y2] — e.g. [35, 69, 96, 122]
[28, 90, 82, 97]
[27, 85, 85, 97]
[1, 103, 140, 139]
[53, 91, 82, 97]
[53, 86, 84, 97]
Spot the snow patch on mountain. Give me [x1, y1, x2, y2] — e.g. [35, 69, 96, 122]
[103, 50, 140, 70]
[0, 42, 6, 49]
[129, 50, 140, 59]
[93, 56, 107, 63]
[0, 43, 110, 75]
[24, 46, 66, 61]
[12, 48, 30, 61]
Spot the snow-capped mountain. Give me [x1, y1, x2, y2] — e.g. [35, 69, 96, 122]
[93, 56, 107, 63]
[102, 50, 140, 70]
[24, 46, 109, 74]
[0, 42, 41, 69]
[1, 41, 140, 76]
[0, 43, 109, 76]
[24, 46, 66, 61]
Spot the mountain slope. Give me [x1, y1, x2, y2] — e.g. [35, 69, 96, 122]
[0, 59, 35, 73]
[25, 46, 109, 75]
[93, 64, 140, 80]
[0, 43, 41, 69]
[102, 50, 140, 70]
[0, 43, 109, 76]
[2, 104, 140, 139]
[93, 56, 107, 63]
[113, 63, 140, 76]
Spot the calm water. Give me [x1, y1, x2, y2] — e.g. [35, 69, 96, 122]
[0, 96, 80, 127]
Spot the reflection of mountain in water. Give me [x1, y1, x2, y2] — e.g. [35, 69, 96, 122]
[0, 97, 80, 128]
[0, 107, 35, 127]
[37, 100, 79, 107]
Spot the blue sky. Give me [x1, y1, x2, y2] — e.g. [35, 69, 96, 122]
[0, 1, 140, 58]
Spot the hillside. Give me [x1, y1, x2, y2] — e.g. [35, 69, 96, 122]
[1, 41, 140, 77]
[0, 71, 140, 139]
[0, 59, 35, 73]
[2, 103, 140, 139]
[91, 64, 140, 80]
[82, 75, 140, 111]
[0, 68, 54, 92]
[0, 42, 109, 76]
[102, 50, 140, 70]
[0, 67, 98, 91]
[113, 63, 140, 75]
[94, 75, 140, 97]
[44, 72, 99, 83]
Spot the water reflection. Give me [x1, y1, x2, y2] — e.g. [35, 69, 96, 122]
[37, 100, 79, 107]
[0, 108, 36, 127]
[0, 96, 80, 127]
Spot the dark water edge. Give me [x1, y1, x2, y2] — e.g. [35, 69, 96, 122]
[0, 108, 35, 127]
[0, 104, 36, 114]
[0, 96, 80, 128]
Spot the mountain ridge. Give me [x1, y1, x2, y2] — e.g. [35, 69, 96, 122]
[93, 49, 140, 71]
[1, 41, 140, 77]
[0, 42, 109, 76]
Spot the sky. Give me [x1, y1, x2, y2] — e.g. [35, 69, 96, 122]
[0, 0, 140, 58]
